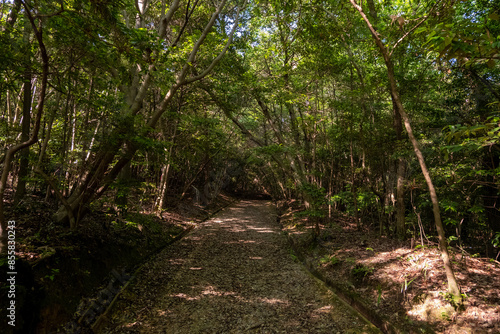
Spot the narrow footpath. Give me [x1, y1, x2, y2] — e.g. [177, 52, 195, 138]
[102, 200, 379, 333]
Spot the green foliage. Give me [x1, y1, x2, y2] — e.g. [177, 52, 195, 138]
[401, 276, 417, 295]
[440, 291, 466, 310]
[44, 268, 60, 281]
[1, 0, 499, 280]
[351, 264, 374, 280]
[256, 144, 288, 156]
[111, 212, 161, 233]
[319, 254, 340, 266]
[492, 232, 500, 248]
[356, 191, 378, 212]
[294, 184, 327, 224]
[447, 235, 459, 244]
[300, 184, 326, 207]
[418, 1, 500, 67]
[442, 117, 500, 157]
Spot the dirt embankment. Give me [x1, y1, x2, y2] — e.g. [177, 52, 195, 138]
[278, 201, 500, 334]
[0, 194, 234, 334]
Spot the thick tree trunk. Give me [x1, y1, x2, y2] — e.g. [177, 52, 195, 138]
[52, 139, 132, 224]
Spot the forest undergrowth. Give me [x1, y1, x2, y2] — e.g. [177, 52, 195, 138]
[278, 200, 500, 334]
[0, 189, 234, 334]
[1, 0, 500, 333]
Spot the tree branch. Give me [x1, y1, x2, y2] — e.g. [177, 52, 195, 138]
[34, 0, 64, 18]
[182, 1, 245, 85]
[389, 0, 443, 56]
[171, 0, 200, 48]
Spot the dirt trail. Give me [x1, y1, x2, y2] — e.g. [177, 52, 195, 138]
[103, 200, 378, 333]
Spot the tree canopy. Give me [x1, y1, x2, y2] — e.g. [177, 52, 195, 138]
[1, 0, 499, 305]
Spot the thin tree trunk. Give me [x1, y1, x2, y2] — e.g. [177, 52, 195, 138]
[350, 139, 359, 226]
[156, 163, 171, 213]
[37, 92, 60, 167]
[391, 96, 407, 239]
[6, 90, 11, 126]
[156, 118, 178, 214]
[60, 83, 72, 196]
[10, 84, 24, 127]
[349, 0, 461, 301]
[0, 6, 49, 254]
[14, 21, 32, 204]
[396, 157, 406, 238]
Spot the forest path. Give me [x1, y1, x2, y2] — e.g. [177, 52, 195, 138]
[103, 200, 377, 333]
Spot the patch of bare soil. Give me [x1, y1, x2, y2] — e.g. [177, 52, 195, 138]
[101, 200, 379, 333]
[279, 203, 500, 334]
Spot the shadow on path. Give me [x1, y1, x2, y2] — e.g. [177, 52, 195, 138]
[103, 201, 378, 333]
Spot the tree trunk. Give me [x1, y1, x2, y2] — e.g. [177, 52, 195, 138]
[349, 0, 462, 301]
[53, 0, 242, 224]
[0, 6, 49, 254]
[115, 161, 132, 218]
[155, 117, 178, 214]
[396, 158, 406, 238]
[392, 95, 407, 239]
[37, 93, 60, 167]
[13, 19, 32, 205]
[3, 0, 22, 34]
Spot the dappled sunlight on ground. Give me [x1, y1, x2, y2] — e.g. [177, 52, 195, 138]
[246, 225, 278, 233]
[256, 297, 290, 305]
[168, 258, 187, 265]
[280, 205, 500, 333]
[168, 285, 239, 302]
[223, 239, 259, 244]
[407, 291, 454, 321]
[164, 284, 290, 307]
[311, 305, 333, 319]
[103, 201, 376, 334]
[169, 292, 201, 301]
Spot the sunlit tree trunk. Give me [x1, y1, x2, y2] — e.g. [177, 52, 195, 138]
[155, 116, 178, 215]
[349, 0, 461, 301]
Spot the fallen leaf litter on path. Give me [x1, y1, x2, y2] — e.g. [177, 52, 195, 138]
[102, 200, 378, 333]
